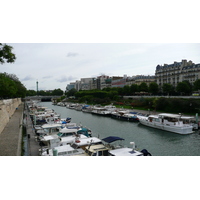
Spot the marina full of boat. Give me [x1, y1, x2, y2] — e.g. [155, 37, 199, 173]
[26, 100, 152, 156]
[64, 102, 199, 132]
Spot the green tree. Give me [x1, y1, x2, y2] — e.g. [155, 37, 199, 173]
[193, 79, 200, 91]
[0, 73, 17, 98]
[162, 83, 173, 95]
[66, 88, 77, 97]
[108, 90, 118, 100]
[139, 82, 148, 92]
[176, 82, 191, 95]
[123, 85, 130, 95]
[26, 90, 37, 96]
[0, 73, 26, 98]
[117, 87, 124, 96]
[183, 80, 193, 93]
[38, 90, 47, 96]
[0, 43, 16, 64]
[7, 73, 26, 97]
[130, 84, 138, 94]
[52, 88, 64, 96]
[149, 82, 159, 95]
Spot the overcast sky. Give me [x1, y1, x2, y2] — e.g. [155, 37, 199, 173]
[1, 43, 200, 91]
[1, 1, 200, 91]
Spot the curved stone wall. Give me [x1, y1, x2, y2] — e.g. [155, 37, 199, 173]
[0, 98, 22, 134]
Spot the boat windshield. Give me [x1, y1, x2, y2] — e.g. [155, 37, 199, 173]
[57, 132, 74, 137]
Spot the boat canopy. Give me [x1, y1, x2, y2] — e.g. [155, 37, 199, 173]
[102, 136, 124, 143]
[82, 105, 90, 108]
[59, 128, 78, 133]
[158, 113, 194, 119]
[77, 128, 90, 137]
[158, 113, 181, 118]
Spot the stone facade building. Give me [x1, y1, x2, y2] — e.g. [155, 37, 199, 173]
[155, 59, 200, 88]
[134, 75, 156, 86]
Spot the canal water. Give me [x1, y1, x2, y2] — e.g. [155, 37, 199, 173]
[40, 102, 200, 156]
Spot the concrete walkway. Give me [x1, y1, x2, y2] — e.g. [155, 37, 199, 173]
[24, 103, 41, 156]
[0, 103, 24, 156]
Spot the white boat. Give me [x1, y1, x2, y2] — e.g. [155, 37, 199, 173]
[84, 136, 151, 156]
[41, 145, 85, 156]
[40, 133, 88, 149]
[111, 110, 139, 122]
[139, 113, 194, 134]
[35, 121, 76, 137]
[91, 105, 117, 116]
[39, 128, 89, 146]
[71, 137, 102, 150]
[36, 123, 64, 136]
[108, 142, 151, 156]
[84, 143, 110, 156]
[82, 105, 93, 113]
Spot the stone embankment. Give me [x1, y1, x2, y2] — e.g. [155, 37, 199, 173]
[0, 98, 22, 134]
[0, 98, 23, 156]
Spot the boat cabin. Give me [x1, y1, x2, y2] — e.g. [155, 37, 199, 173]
[41, 145, 85, 156]
[85, 144, 110, 156]
[71, 137, 102, 150]
[109, 148, 144, 156]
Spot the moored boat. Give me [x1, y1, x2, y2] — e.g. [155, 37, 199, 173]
[111, 110, 139, 122]
[91, 105, 116, 116]
[41, 145, 85, 156]
[139, 113, 194, 134]
[84, 136, 151, 156]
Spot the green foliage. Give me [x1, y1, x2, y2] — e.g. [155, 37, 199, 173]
[66, 88, 77, 97]
[78, 95, 94, 103]
[149, 82, 159, 94]
[176, 82, 191, 95]
[0, 73, 26, 98]
[139, 82, 148, 92]
[154, 97, 200, 114]
[193, 79, 200, 91]
[75, 90, 109, 99]
[26, 90, 37, 96]
[130, 84, 138, 94]
[0, 43, 16, 64]
[52, 88, 64, 96]
[162, 83, 173, 95]
[123, 85, 130, 95]
[156, 97, 170, 111]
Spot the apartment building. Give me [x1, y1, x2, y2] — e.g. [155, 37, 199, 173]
[66, 59, 200, 92]
[155, 59, 200, 88]
[96, 75, 111, 90]
[134, 75, 156, 86]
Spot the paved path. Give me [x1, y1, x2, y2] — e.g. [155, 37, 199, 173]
[24, 103, 40, 156]
[0, 103, 23, 156]
[0, 102, 41, 156]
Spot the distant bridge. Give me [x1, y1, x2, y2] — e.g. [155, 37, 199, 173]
[25, 96, 62, 102]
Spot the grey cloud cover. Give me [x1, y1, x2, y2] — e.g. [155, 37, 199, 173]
[66, 52, 79, 57]
[56, 75, 77, 83]
[2, 43, 200, 91]
[21, 75, 34, 81]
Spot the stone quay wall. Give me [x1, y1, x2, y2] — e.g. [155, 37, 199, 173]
[0, 98, 22, 134]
